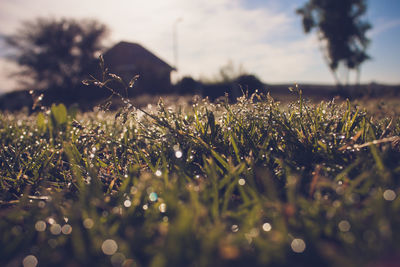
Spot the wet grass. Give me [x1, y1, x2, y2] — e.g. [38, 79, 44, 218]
[1, 89, 400, 267]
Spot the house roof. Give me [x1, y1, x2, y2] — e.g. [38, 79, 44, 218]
[103, 41, 176, 72]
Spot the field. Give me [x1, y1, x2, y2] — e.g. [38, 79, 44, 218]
[1, 89, 400, 267]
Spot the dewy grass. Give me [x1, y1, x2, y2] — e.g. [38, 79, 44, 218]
[0, 88, 400, 267]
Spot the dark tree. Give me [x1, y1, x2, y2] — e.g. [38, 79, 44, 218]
[297, 0, 371, 87]
[5, 17, 108, 96]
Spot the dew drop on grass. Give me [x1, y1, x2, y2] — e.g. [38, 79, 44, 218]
[231, 225, 239, 232]
[262, 223, 272, 232]
[238, 179, 246, 186]
[175, 150, 183, 158]
[159, 203, 167, 213]
[22, 255, 38, 267]
[124, 199, 132, 208]
[291, 238, 306, 253]
[149, 192, 158, 202]
[102, 239, 118, 255]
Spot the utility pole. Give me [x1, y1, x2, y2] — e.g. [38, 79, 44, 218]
[173, 18, 182, 70]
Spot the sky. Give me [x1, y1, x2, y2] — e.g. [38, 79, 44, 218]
[0, 0, 399, 93]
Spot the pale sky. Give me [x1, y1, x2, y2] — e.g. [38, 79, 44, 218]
[0, 0, 399, 93]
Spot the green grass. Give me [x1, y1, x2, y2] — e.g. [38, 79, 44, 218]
[1, 90, 400, 267]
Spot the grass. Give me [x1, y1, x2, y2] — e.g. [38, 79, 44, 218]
[1, 87, 400, 267]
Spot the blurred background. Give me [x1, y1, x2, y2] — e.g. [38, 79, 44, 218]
[0, 0, 399, 110]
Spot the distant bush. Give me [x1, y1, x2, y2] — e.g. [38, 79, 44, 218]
[234, 74, 265, 94]
[175, 76, 203, 95]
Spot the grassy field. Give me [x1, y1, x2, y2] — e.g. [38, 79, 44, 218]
[1, 89, 400, 267]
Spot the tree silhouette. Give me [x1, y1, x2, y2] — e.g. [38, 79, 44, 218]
[5, 17, 108, 95]
[296, 0, 371, 87]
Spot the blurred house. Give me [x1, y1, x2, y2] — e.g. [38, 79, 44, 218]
[103, 41, 176, 94]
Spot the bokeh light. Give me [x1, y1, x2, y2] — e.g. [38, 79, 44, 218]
[83, 218, 94, 229]
[102, 239, 118, 255]
[22, 255, 38, 267]
[383, 189, 396, 201]
[291, 238, 306, 253]
[111, 252, 126, 267]
[338, 220, 351, 232]
[50, 224, 62, 235]
[61, 224, 72, 235]
[34, 221, 46, 232]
